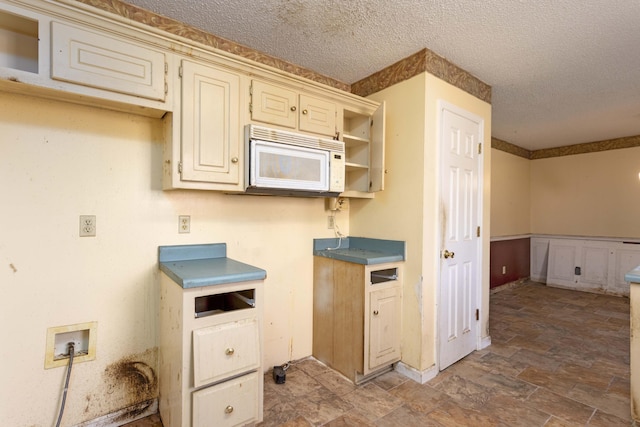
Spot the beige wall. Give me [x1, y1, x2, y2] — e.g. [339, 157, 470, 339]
[531, 147, 640, 238]
[490, 149, 531, 237]
[351, 72, 491, 373]
[351, 74, 428, 371]
[0, 92, 338, 426]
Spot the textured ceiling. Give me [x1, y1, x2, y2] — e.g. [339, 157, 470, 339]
[125, 0, 640, 151]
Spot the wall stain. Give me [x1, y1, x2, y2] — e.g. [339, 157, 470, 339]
[83, 348, 158, 422]
[9, 263, 17, 273]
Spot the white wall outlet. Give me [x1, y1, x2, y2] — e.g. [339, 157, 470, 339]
[327, 215, 335, 229]
[502, 266, 506, 275]
[179, 215, 190, 233]
[79, 215, 96, 237]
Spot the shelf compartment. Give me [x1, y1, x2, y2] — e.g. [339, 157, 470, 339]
[195, 289, 255, 318]
[0, 10, 38, 73]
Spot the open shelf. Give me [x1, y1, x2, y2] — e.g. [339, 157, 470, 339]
[0, 10, 38, 73]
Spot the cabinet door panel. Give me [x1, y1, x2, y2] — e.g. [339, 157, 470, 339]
[51, 21, 166, 101]
[369, 102, 386, 192]
[251, 80, 297, 128]
[192, 317, 259, 387]
[299, 94, 336, 137]
[368, 285, 401, 371]
[192, 371, 259, 427]
[181, 59, 241, 186]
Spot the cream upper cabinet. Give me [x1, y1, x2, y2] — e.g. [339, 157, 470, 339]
[164, 58, 245, 191]
[340, 102, 386, 198]
[250, 79, 337, 138]
[50, 21, 167, 101]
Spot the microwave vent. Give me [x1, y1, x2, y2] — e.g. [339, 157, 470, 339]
[248, 125, 344, 153]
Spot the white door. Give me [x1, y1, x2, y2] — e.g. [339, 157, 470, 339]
[438, 103, 482, 370]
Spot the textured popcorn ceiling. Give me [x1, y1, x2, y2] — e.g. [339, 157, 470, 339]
[125, 0, 640, 150]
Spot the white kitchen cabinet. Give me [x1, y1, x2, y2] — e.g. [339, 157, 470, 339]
[313, 257, 402, 383]
[340, 103, 385, 197]
[166, 58, 245, 191]
[0, 2, 170, 117]
[250, 79, 337, 138]
[159, 276, 264, 427]
[50, 21, 167, 101]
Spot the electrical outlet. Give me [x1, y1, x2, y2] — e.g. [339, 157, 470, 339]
[502, 266, 506, 275]
[79, 215, 96, 237]
[327, 216, 335, 229]
[179, 215, 190, 233]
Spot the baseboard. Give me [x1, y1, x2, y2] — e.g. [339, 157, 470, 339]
[73, 398, 157, 427]
[480, 335, 492, 350]
[394, 361, 438, 384]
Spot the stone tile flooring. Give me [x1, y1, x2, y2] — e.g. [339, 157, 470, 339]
[127, 281, 632, 426]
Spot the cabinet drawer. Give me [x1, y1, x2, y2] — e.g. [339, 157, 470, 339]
[192, 318, 259, 387]
[192, 371, 259, 427]
[51, 21, 166, 101]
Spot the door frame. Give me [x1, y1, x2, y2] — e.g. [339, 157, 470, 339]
[436, 99, 485, 370]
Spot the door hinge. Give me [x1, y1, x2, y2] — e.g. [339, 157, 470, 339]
[478, 143, 482, 154]
[178, 162, 183, 174]
[477, 226, 481, 237]
[164, 82, 168, 95]
[475, 309, 479, 321]
[164, 62, 168, 74]
[178, 66, 183, 78]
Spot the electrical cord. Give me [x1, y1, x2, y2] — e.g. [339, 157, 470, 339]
[326, 210, 345, 251]
[55, 342, 75, 427]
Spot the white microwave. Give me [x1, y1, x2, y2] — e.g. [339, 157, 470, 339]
[245, 125, 345, 197]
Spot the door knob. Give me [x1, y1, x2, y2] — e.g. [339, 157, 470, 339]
[443, 249, 455, 259]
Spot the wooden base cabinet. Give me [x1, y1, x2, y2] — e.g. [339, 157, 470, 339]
[159, 274, 263, 427]
[313, 257, 402, 384]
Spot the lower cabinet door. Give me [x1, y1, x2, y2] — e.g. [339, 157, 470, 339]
[192, 371, 259, 427]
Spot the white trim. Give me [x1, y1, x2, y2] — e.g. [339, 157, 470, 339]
[479, 335, 492, 350]
[531, 233, 640, 244]
[395, 361, 438, 384]
[73, 399, 157, 427]
[490, 234, 531, 242]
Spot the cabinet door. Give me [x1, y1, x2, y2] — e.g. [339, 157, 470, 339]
[192, 317, 259, 387]
[299, 94, 337, 137]
[51, 21, 166, 101]
[368, 286, 401, 371]
[250, 80, 297, 129]
[180, 59, 242, 187]
[192, 371, 259, 427]
[369, 102, 386, 192]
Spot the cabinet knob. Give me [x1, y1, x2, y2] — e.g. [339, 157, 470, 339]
[373, 310, 379, 316]
[225, 405, 234, 414]
[290, 106, 297, 112]
[231, 157, 238, 164]
[225, 348, 235, 356]
[302, 109, 308, 115]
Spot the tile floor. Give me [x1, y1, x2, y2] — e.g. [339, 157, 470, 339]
[126, 281, 632, 426]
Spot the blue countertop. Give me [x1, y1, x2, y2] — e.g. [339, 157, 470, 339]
[313, 237, 405, 265]
[625, 265, 640, 283]
[159, 243, 266, 289]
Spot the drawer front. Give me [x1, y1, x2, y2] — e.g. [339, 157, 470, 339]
[193, 318, 259, 387]
[192, 371, 259, 427]
[51, 21, 166, 101]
